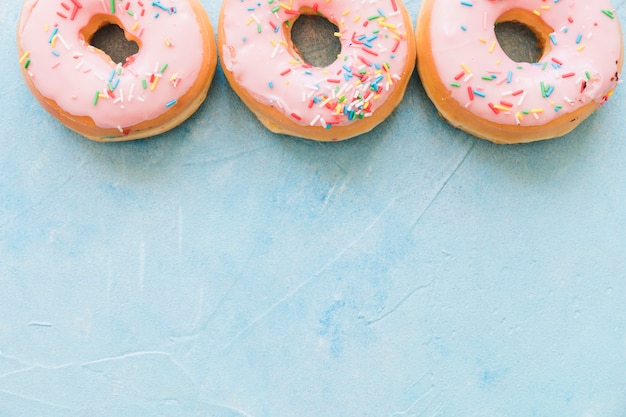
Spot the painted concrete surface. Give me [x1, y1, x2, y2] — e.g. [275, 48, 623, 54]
[2, 1, 626, 416]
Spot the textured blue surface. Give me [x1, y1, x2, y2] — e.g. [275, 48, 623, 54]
[2, 1, 626, 416]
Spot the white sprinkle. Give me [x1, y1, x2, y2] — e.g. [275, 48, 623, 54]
[310, 114, 321, 126]
[56, 33, 71, 50]
[271, 43, 280, 58]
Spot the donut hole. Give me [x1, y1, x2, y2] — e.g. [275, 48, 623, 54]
[289, 14, 341, 68]
[495, 9, 554, 63]
[83, 17, 140, 65]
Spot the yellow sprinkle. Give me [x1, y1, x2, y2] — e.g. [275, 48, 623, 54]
[496, 59, 501, 65]
[342, 9, 350, 16]
[378, 21, 397, 29]
[270, 39, 277, 47]
[489, 40, 496, 53]
[540, 5, 550, 9]
[608, 90, 615, 97]
[533, 10, 541, 16]
[516, 111, 523, 120]
[461, 62, 472, 74]
[353, 16, 361, 23]
[246, 17, 254, 25]
[278, 2, 291, 11]
[479, 37, 487, 44]
[151, 76, 160, 91]
[334, 32, 342, 38]
[131, 22, 139, 32]
[44, 24, 49, 32]
[279, 40, 288, 47]
[51, 34, 58, 48]
[19, 51, 31, 64]
[530, 108, 544, 113]
[494, 105, 510, 111]
[577, 45, 586, 52]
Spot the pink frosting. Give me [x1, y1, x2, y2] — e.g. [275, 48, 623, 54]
[220, 0, 412, 129]
[426, 0, 622, 126]
[18, 0, 207, 136]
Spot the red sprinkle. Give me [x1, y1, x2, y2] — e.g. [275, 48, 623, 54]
[561, 72, 575, 78]
[468, 86, 474, 101]
[551, 57, 563, 65]
[291, 113, 302, 121]
[512, 89, 524, 96]
[361, 46, 379, 56]
[280, 68, 291, 76]
[488, 103, 499, 114]
[500, 100, 513, 108]
[454, 71, 465, 80]
[391, 39, 400, 53]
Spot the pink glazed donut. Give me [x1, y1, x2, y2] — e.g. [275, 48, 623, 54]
[218, 0, 416, 141]
[416, 0, 623, 144]
[17, 0, 217, 142]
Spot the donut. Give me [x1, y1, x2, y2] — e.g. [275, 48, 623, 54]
[17, 0, 217, 142]
[218, 0, 416, 141]
[416, 0, 623, 144]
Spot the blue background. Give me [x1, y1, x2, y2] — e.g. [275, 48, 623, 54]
[2, 1, 626, 416]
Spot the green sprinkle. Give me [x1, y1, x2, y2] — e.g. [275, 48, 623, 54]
[160, 63, 168, 73]
[110, 0, 115, 14]
[24, 58, 31, 69]
[93, 91, 100, 106]
[601, 9, 615, 18]
[450, 82, 461, 87]
[585, 71, 591, 80]
[142, 79, 148, 89]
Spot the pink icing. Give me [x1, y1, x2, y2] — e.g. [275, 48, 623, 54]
[220, 0, 412, 129]
[18, 0, 207, 136]
[426, 0, 622, 126]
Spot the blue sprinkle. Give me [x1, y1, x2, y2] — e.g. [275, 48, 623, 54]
[49, 27, 59, 44]
[549, 33, 557, 45]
